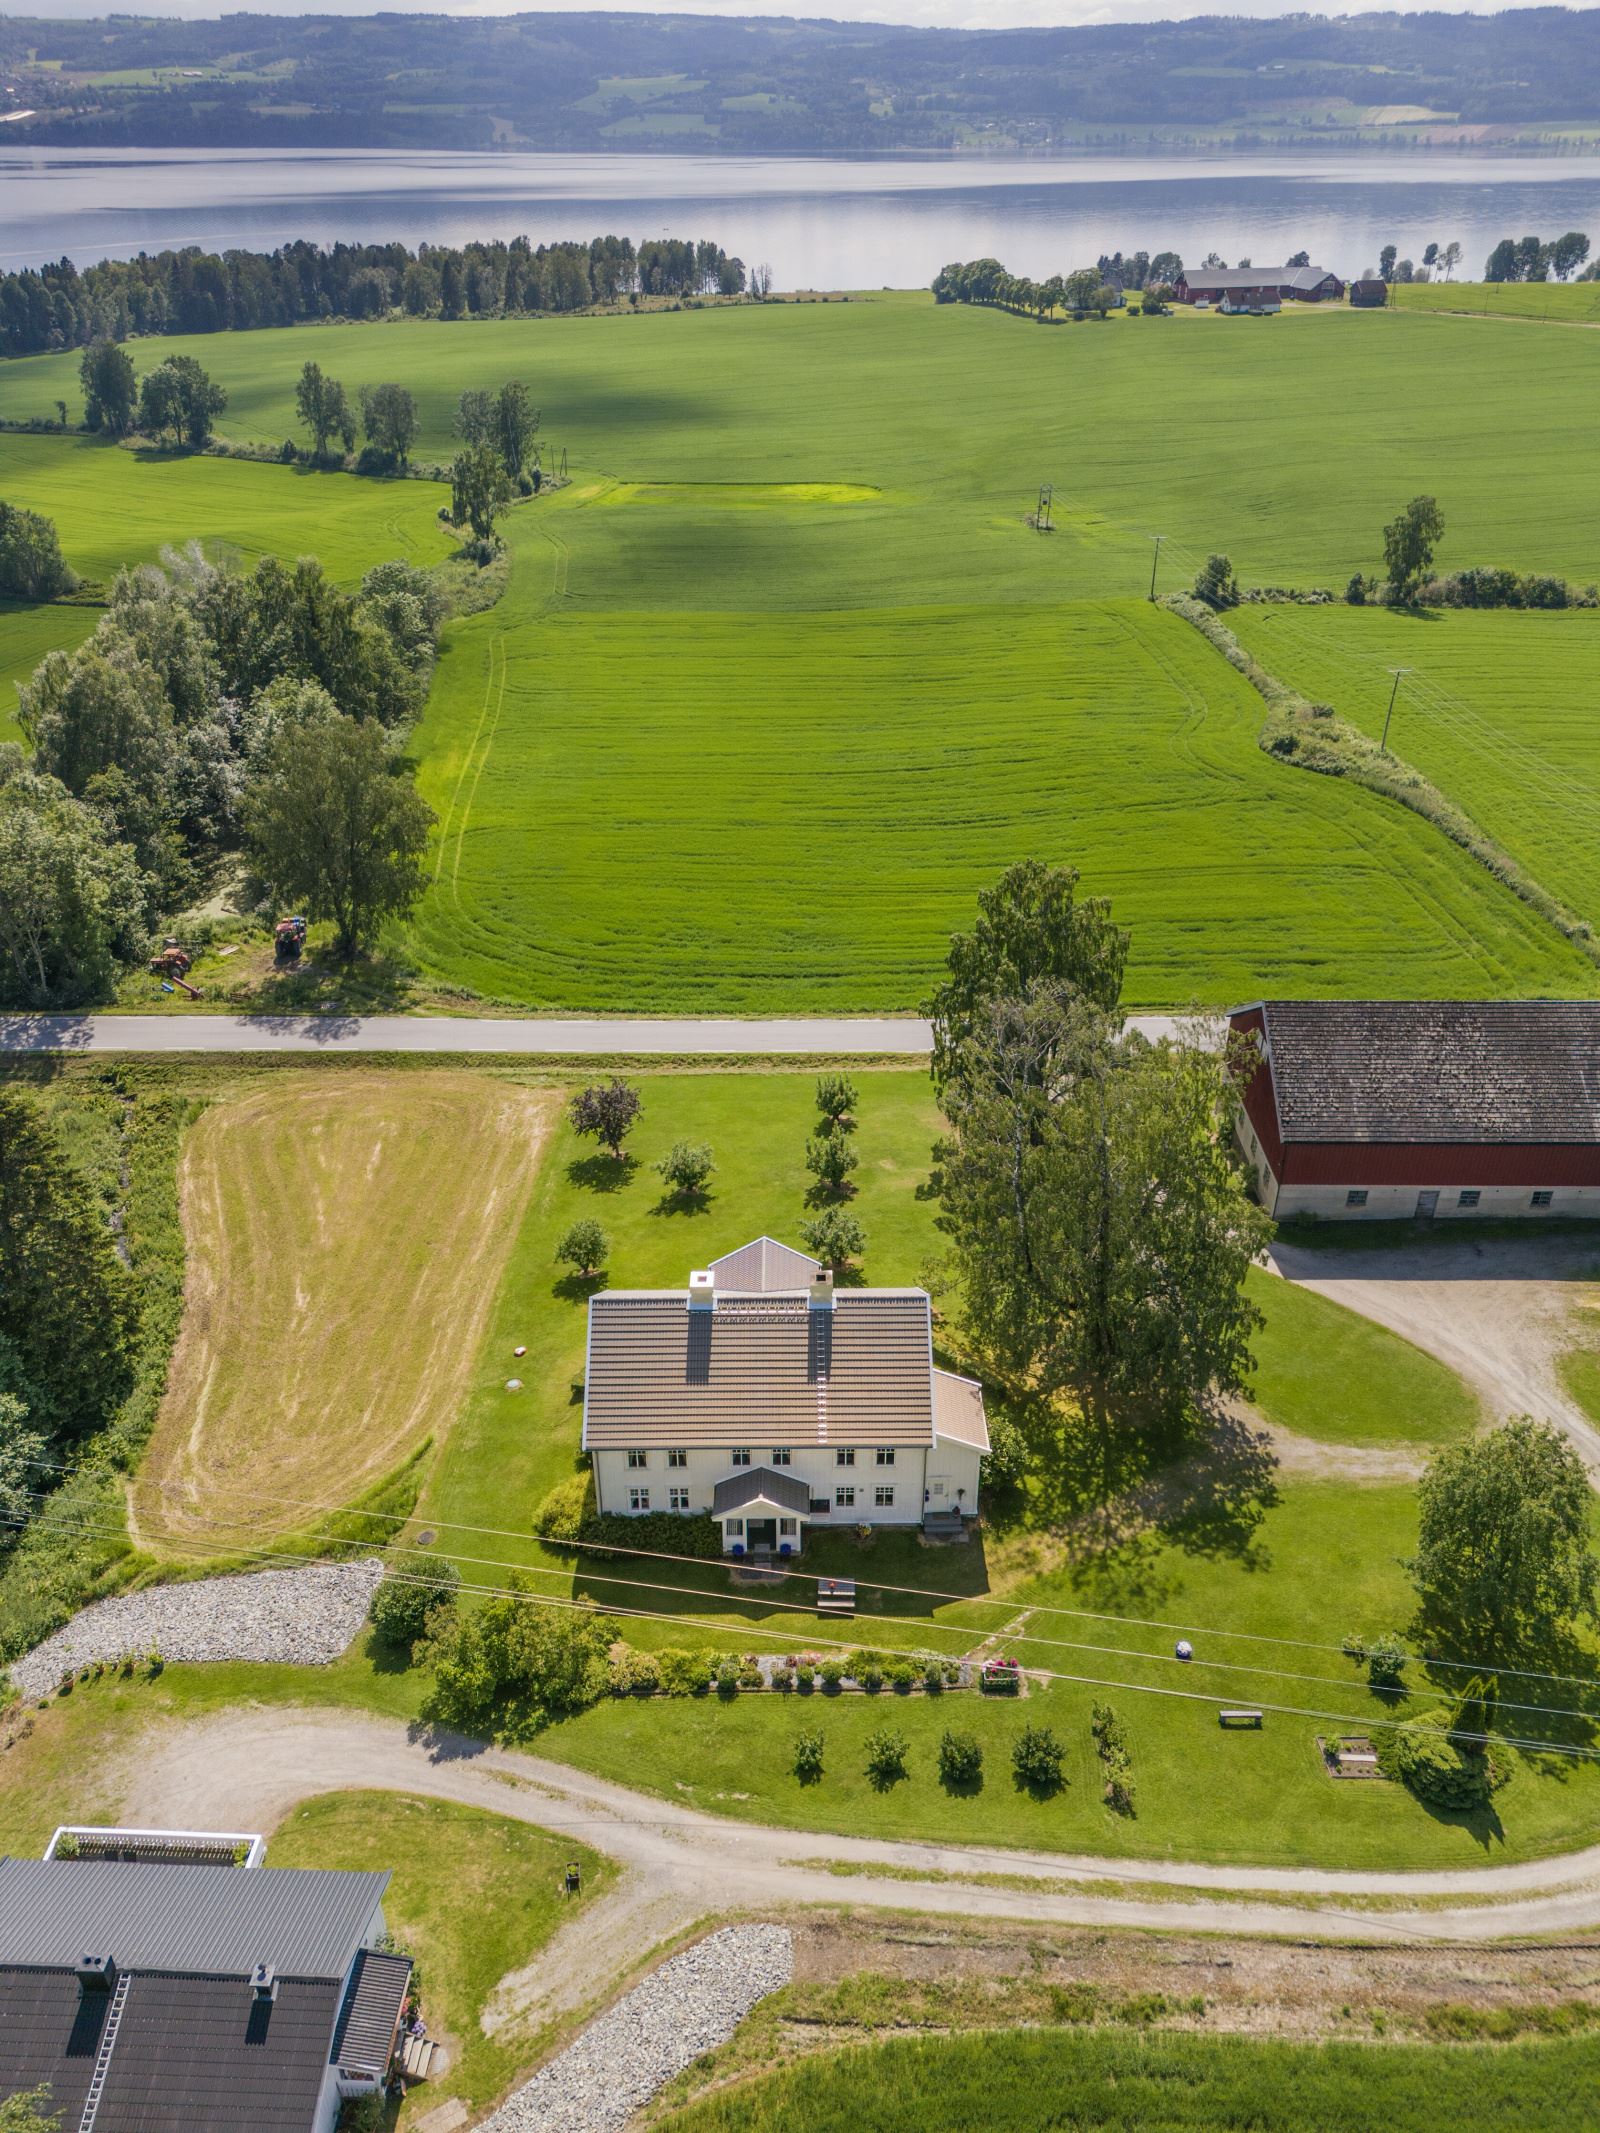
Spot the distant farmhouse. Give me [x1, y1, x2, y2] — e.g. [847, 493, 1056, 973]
[582, 1237, 989, 1555]
[0, 1831, 412, 2131]
[1174, 264, 1345, 308]
[1231, 1000, 1600, 1221]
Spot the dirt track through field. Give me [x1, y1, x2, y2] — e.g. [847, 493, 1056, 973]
[132, 1072, 554, 1555]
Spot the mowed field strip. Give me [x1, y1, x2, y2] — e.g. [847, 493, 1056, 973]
[132, 1071, 554, 1555]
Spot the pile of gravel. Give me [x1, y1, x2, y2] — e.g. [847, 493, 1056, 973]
[481, 1924, 793, 2133]
[9, 1557, 385, 1699]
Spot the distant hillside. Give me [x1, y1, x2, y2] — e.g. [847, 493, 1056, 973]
[4, 9, 1600, 154]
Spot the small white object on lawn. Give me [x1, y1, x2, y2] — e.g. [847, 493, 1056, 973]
[1175, 1639, 1193, 1662]
[514, 1344, 527, 1357]
[506, 1379, 523, 1393]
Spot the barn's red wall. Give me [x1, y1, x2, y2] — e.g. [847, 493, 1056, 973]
[1277, 1142, 1600, 1187]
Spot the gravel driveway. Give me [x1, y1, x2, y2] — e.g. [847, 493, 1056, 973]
[1268, 1232, 1600, 1471]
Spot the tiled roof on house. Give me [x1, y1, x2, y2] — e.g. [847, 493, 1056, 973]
[707, 1236, 821, 1293]
[0, 1858, 388, 1980]
[584, 1287, 935, 1449]
[1246, 1000, 1600, 1145]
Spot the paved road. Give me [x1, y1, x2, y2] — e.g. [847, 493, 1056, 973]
[121, 1709, 1600, 1975]
[0, 1012, 1192, 1056]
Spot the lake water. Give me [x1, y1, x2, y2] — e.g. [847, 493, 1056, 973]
[4, 146, 1600, 286]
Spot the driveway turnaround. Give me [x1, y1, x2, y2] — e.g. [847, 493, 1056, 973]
[0, 1013, 1190, 1056]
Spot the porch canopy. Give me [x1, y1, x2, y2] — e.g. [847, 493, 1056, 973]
[712, 1465, 810, 1554]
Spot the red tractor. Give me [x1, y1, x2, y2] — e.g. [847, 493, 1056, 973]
[274, 915, 309, 965]
[148, 940, 201, 998]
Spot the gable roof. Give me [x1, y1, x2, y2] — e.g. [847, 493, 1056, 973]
[711, 1466, 813, 1517]
[932, 1369, 991, 1452]
[584, 1289, 935, 1449]
[0, 1859, 388, 1980]
[1182, 264, 1333, 291]
[707, 1236, 821, 1293]
[1240, 1000, 1600, 1145]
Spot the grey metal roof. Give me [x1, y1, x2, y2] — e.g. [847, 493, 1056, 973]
[711, 1466, 813, 1517]
[584, 1289, 935, 1450]
[332, 1947, 411, 2075]
[0, 1859, 388, 1980]
[1183, 264, 1334, 291]
[708, 1236, 821, 1294]
[1245, 1001, 1600, 1145]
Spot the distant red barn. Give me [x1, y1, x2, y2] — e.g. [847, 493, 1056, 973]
[1229, 1000, 1600, 1220]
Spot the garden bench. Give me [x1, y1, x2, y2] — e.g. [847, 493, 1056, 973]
[816, 1578, 856, 1617]
[1218, 1709, 1262, 1728]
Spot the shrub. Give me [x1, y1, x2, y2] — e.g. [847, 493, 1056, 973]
[555, 1218, 608, 1278]
[819, 1658, 845, 1688]
[280, 438, 299, 463]
[1091, 1700, 1135, 1814]
[607, 1646, 660, 1695]
[938, 1729, 983, 1788]
[1340, 1633, 1369, 1664]
[799, 1209, 865, 1266]
[1012, 1723, 1067, 1793]
[887, 1659, 918, 1690]
[1377, 1706, 1506, 1810]
[865, 1724, 909, 1785]
[793, 1727, 826, 1781]
[657, 1647, 713, 1696]
[534, 1473, 592, 1542]
[773, 1665, 795, 1692]
[715, 1660, 740, 1699]
[1366, 1633, 1408, 1691]
[578, 1510, 721, 1560]
[805, 1131, 859, 1195]
[815, 1072, 857, 1128]
[795, 1663, 815, 1689]
[923, 1660, 946, 1692]
[737, 1662, 764, 1689]
[420, 1587, 610, 1740]
[368, 1559, 461, 1652]
[860, 1664, 884, 1692]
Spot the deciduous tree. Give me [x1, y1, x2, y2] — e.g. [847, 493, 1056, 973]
[421, 1586, 610, 1738]
[137, 355, 226, 448]
[493, 381, 539, 475]
[449, 443, 511, 542]
[0, 760, 145, 1007]
[358, 381, 418, 466]
[1383, 494, 1445, 602]
[655, 1141, 715, 1199]
[295, 361, 356, 459]
[78, 338, 137, 437]
[0, 501, 77, 600]
[798, 1207, 864, 1266]
[555, 1217, 608, 1276]
[242, 716, 434, 957]
[569, 1079, 642, 1159]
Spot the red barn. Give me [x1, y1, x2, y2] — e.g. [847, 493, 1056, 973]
[1229, 1000, 1600, 1220]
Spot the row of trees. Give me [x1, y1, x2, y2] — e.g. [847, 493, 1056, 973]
[1, 540, 442, 1002]
[0, 232, 752, 359]
[933, 258, 1173, 319]
[1484, 230, 1593, 283]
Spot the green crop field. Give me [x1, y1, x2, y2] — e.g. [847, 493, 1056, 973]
[1, 597, 98, 744]
[655, 2028, 1600, 2133]
[1230, 605, 1600, 937]
[1395, 280, 1600, 325]
[4, 297, 1599, 1006]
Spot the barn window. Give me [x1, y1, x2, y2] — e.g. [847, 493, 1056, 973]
[1532, 1190, 1555, 1209]
[1345, 1189, 1368, 1208]
[1458, 1189, 1481, 1208]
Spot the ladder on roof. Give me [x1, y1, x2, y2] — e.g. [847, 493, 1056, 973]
[78, 1971, 132, 2133]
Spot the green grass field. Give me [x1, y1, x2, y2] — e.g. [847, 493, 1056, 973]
[1, 597, 98, 744]
[269, 1789, 612, 2120]
[1230, 605, 1600, 937]
[1395, 280, 1600, 325]
[5, 298, 1600, 1005]
[654, 2028, 1600, 2133]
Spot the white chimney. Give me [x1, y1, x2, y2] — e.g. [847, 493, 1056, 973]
[809, 1267, 834, 1311]
[688, 1269, 715, 1312]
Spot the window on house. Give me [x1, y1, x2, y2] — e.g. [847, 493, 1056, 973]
[667, 1447, 687, 1469]
[626, 1449, 648, 1469]
[1458, 1189, 1481, 1208]
[628, 1488, 650, 1512]
[875, 1486, 895, 1508]
[836, 1486, 855, 1508]
[731, 1448, 751, 1467]
[875, 1449, 895, 1467]
[725, 1518, 744, 1537]
[770, 1449, 792, 1466]
[1346, 1189, 1368, 1208]
[669, 1487, 690, 1511]
[1532, 1190, 1555, 1209]
[835, 1448, 855, 1467]
[779, 1518, 797, 1536]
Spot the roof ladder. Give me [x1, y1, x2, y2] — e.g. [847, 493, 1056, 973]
[78, 1971, 132, 2133]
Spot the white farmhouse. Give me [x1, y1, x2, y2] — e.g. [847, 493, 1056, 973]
[582, 1237, 989, 1557]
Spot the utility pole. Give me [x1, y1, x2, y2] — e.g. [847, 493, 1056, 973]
[1147, 534, 1163, 601]
[1381, 667, 1409, 753]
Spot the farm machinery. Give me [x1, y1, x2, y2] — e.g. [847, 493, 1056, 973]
[274, 915, 308, 964]
[148, 940, 201, 998]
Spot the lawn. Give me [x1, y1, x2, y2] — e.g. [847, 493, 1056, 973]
[269, 1788, 613, 2121]
[132, 1070, 555, 1556]
[1395, 280, 1600, 326]
[1, 596, 98, 744]
[1230, 604, 1600, 940]
[1243, 1267, 1479, 1446]
[652, 2027, 1600, 2133]
[0, 430, 452, 589]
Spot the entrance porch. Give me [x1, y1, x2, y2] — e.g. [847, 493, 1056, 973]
[712, 1465, 810, 1559]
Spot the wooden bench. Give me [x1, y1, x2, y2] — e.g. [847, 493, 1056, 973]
[816, 1578, 856, 1618]
[1218, 1708, 1263, 1728]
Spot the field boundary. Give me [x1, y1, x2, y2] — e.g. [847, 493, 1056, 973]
[1164, 592, 1600, 975]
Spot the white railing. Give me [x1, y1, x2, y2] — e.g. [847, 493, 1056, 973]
[46, 1824, 266, 1867]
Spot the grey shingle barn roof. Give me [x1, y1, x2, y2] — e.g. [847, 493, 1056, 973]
[0, 1859, 388, 1980]
[1252, 1000, 1600, 1145]
[584, 1288, 935, 1449]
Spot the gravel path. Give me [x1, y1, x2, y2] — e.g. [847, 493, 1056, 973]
[479, 1925, 792, 2133]
[8, 1559, 383, 1698]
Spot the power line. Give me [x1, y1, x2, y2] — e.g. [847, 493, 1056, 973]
[21, 1448, 1600, 1694]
